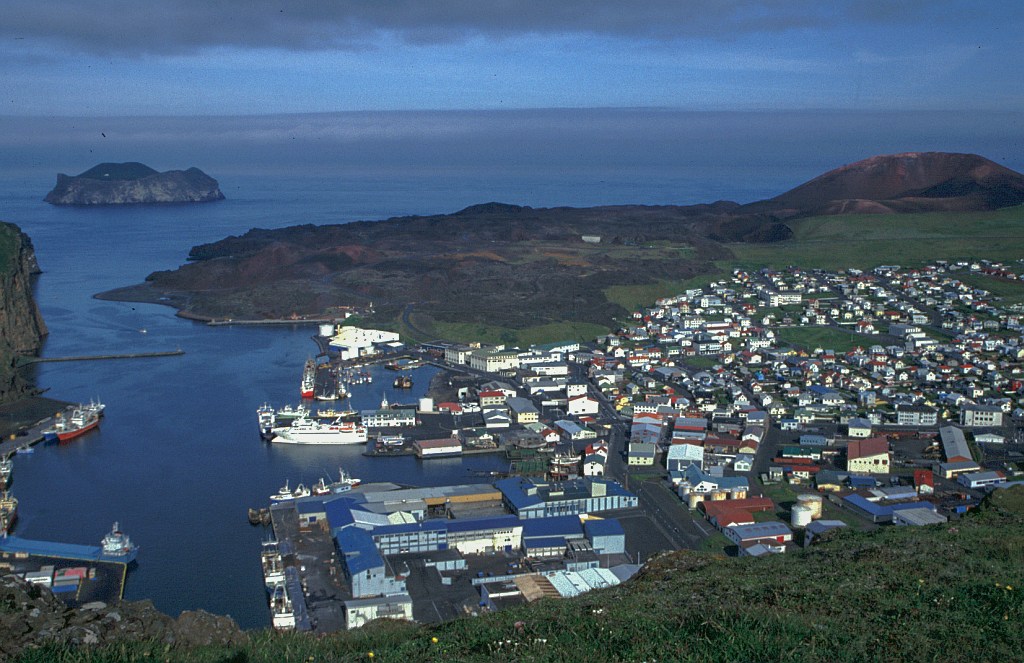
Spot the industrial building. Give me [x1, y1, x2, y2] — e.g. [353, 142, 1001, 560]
[495, 477, 638, 519]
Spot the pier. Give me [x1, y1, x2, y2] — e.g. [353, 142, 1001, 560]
[22, 349, 185, 364]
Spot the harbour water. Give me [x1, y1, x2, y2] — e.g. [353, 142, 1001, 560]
[1, 110, 1023, 627]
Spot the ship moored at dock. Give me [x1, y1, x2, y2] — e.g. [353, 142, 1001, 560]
[0, 522, 139, 564]
[271, 418, 368, 445]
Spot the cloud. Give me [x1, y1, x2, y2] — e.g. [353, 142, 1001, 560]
[2, 0, 976, 56]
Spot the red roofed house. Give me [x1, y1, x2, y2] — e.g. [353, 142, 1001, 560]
[847, 436, 890, 474]
[699, 497, 775, 530]
[478, 390, 507, 407]
[914, 469, 935, 495]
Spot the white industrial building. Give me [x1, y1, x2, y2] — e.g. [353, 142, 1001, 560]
[328, 326, 401, 360]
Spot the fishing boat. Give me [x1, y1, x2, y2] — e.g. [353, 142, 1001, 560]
[393, 376, 413, 389]
[311, 467, 362, 496]
[300, 358, 316, 399]
[271, 418, 368, 445]
[261, 541, 286, 588]
[0, 491, 18, 534]
[42, 405, 100, 442]
[257, 403, 276, 439]
[275, 404, 309, 423]
[0, 457, 11, 489]
[270, 581, 295, 630]
[269, 481, 311, 502]
[100, 522, 139, 564]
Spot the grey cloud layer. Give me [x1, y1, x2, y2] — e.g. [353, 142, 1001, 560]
[5, 0, 945, 55]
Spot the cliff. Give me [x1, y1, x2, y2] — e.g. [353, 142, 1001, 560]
[0, 223, 47, 404]
[44, 162, 225, 206]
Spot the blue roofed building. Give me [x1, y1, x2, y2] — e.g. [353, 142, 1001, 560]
[336, 527, 406, 599]
[584, 518, 626, 555]
[495, 477, 638, 519]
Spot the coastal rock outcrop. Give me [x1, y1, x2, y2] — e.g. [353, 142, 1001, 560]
[44, 162, 225, 206]
[0, 574, 247, 659]
[0, 223, 47, 403]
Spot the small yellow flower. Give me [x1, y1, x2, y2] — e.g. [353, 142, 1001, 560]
[918, 579, 924, 584]
[1007, 585, 1014, 591]
[368, 653, 375, 659]
[431, 637, 439, 644]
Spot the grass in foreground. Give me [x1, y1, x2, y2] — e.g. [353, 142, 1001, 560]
[21, 488, 1024, 663]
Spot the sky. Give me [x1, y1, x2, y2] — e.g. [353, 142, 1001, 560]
[2, 1, 1022, 116]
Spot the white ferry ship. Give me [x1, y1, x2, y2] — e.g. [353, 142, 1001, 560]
[270, 417, 368, 445]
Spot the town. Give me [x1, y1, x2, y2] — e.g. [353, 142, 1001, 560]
[260, 258, 1024, 631]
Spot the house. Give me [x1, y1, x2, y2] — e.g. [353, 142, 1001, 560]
[582, 454, 606, 477]
[506, 397, 540, 424]
[627, 442, 657, 466]
[733, 454, 754, 472]
[846, 417, 873, 438]
[846, 437, 890, 474]
[913, 469, 935, 495]
[567, 394, 601, 416]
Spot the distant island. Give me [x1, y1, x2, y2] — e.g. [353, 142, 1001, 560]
[44, 162, 225, 205]
[98, 152, 1024, 341]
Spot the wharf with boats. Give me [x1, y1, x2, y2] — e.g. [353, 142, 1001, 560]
[0, 523, 139, 606]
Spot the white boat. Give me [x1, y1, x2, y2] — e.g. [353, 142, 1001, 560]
[270, 581, 295, 630]
[257, 403, 276, 438]
[312, 466, 362, 496]
[0, 457, 11, 488]
[271, 418, 368, 445]
[269, 481, 311, 502]
[261, 541, 286, 588]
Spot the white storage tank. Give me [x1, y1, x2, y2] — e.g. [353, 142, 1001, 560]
[710, 490, 727, 501]
[687, 493, 705, 510]
[791, 504, 814, 528]
[319, 323, 336, 337]
[731, 488, 748, 500]
[418, 397, 434, 413]
[797, 493, 824, 520]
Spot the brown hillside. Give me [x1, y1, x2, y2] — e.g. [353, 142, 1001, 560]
[745, 152, 1024, 216]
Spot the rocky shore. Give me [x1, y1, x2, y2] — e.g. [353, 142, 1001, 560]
[0, 574, 246, 660]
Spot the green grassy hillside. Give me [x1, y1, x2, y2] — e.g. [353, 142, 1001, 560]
[728, 205, 1024, 270]
[20, 487, 1024, 663]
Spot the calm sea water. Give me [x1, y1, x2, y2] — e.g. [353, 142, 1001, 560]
[1, 110, 1022, 627]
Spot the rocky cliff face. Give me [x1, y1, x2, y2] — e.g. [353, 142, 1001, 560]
[0, 223, 47, 403]
[0, 574, 246, 659]
[44, 163, 225, 205]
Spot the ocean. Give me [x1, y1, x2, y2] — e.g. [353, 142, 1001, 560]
[0, 108, 1022, 627]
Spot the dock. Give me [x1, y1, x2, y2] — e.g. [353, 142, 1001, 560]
[0, 539, 130, 607]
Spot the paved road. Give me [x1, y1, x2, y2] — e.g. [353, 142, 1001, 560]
[633, 479, 712, 550]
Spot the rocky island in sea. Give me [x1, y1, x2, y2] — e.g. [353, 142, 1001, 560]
[44, 162, 225, 206]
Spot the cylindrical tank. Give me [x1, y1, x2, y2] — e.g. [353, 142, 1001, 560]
[319, 323, 335, 337]
[731, 488, 748, 500]
[687, 493, 705, 510]
[797, 493, 824, 520]
[791, 504, 814, 528]
[679, 484, 692, 496]
[711, 490, 727, 501]
[418, 397, 434, 413]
